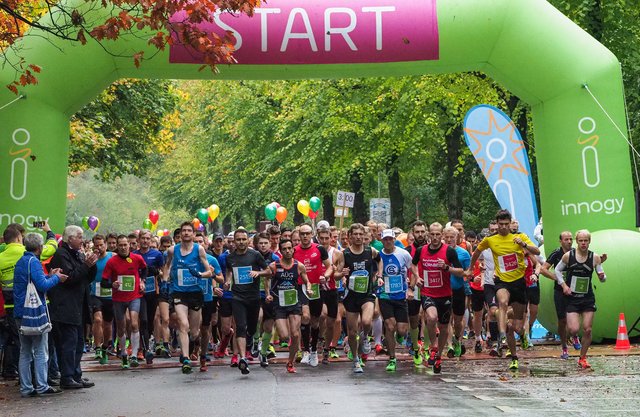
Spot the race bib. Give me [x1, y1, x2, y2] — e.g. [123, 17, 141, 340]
[413, 285, 421, 301]
[348, 271, 369, 294]
[118, 275, 135, 292]
[96, 285, 112, 298]
[570, 275, 589, 294]
[177, 269, 198, 287]
[279, 289, 298, 307]
[259, 278, 265, 291]
[234, 266, 253, 285]
[498, 253, 519, 273]
[304, 283, 320, 300]
[384, 275, 404, 294]
[423, 270, 443, 288]
[145, 276, 156, 293]
[335, 278, 343, 290]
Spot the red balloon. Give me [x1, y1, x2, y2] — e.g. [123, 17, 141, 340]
[309, 210, 319, 219]
[149, 210, 160, 225]
[272, 201, 280, 208]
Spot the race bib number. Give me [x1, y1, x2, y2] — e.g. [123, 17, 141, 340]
[348, 271, 369, 293]
[177, 269, 198, 287]
[570, 275, 589, 294]
[384, 275, 404, 294]
[96, 285, 112, 298]
[304, 283, 320, 300]
[118, 275, 135, 292]
[279, 289, 298, 307]
[423, 270, 443, 288]
[234, 266, 253, 285]
[498, 253, 519, 273]
[145, 276, 156, 293]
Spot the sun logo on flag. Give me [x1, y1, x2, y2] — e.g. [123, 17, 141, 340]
[464, 109, 529, 180]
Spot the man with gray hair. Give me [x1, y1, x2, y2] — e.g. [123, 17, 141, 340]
[13, 233, 67, 396]
[48, 225, 98, 389]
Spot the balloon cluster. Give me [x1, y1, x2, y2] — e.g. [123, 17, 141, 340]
[156, 229, 170, 237]
[297, 196, 321, 219]
[193, 204, 221, 232]
[265, 202, 288, 224]
[143, 210, 160, 231]
[82, 215, 101, 232]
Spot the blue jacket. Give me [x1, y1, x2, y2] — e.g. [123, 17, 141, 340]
[13, 252, 61, 319]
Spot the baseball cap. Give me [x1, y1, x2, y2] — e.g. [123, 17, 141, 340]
[317, 220, 330, 230]
[381, 229, 395, 239]
[226, 232, 234, 239]
[213, 232, 224, 241]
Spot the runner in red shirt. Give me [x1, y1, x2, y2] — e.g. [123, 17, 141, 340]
[102, 235, 147, 369]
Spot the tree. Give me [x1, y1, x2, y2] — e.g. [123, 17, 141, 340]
[1, 0, 260, 93]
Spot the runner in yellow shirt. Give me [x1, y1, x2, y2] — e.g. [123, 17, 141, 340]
[466, 210, 539, 371]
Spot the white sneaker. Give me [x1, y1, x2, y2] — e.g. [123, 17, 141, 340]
[361, 337, 372, 355]
[301, 351, 311, 364]
[309, 351, 318, 367]
[353, 360, 364, 374]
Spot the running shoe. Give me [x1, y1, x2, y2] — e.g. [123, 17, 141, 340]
[361, 353, 368, 363]
[347, 350, 354, 361]
[353, 360, 364, 374]
[329, 348, 339, 359]
[571, 336, 582, 350]
[182, 359, 192, 374]
[446, 346, 455, 359]
[259, 352, 269, 368]
[453, 338, 464, 357]
[463, 329, 469, 339]
[155, 345, 164, 356]
[121, 356, 129, 370]
[505, 349, 512, 358]
[280, 341, 289, 348]
[560, 347, 570, 360]
[251, 345, 260, 360]
[230, 354, 239, 367]
[427, 347, 437, 366]
[137, 350, 145, 361]
[309, 351, 319, 367]
[296, 350, 303, 363]
[578, 357, 591, 369]
[489, 342, 501, 357]
[99, 350, 109, 365]
[521, 333, 530, 350]
[301, 351, 311, 364]
[200, 357, 208, 372]
[287, 362, 297, 373]
[190, 353, 198, 362]
[213, 350, 225, 359]
[129, 357, 139, 368]
[322, 350, 330, 365]
[433, 356, 442, 374]
[386, 358, 397, 372]
[413, 350, 424, 367]
[145, 351, 154, 365]
[474, 341, 483, 354]
[163, 346, 172, 358]
[238, 357, 250, 375]
[374, 344, 384, 355]
[508, 358, 519, 371]
[361, 336, 372, 355]
[94, 348, 102, 361]
[267, 344, 277, 359]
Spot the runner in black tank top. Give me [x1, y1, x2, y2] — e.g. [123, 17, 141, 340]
[265, 239, 312, 374]
[554, 230, 606, 369]
[341, 224, 382, 374]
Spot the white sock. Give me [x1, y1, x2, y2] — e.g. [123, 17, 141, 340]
[131, 331, 140, 356]
[463, 309, 470, 331]
[373, 316, 383, 345]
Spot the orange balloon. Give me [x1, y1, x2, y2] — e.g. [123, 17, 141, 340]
[276, 206, 288, 224]
[193, 218, 202, 230]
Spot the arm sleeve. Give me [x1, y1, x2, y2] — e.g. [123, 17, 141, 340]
[446, 247, 463, 268]
[318, 246, 329, 261]
[412, 247, 421, 265]
[554, 260, 567, 285]
[31, 259, 60, 292]
[101, 259, 113, 288]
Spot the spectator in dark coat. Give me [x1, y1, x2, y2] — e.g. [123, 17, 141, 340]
[48, 225, 97, 389]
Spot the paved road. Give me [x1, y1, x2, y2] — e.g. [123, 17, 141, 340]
[2, 354, 640, 417]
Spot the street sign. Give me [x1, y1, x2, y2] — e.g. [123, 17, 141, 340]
[336, 190, 355, 208]
[335, 207, 349, 217]
[370, 198, 391, 225]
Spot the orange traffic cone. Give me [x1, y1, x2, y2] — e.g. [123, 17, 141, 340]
[615, 313, 631, 350]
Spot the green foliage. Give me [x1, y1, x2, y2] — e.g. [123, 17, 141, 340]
[70, 79, 179, 181]
[66, 169, 189, 235]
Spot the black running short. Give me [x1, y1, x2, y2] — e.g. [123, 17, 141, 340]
[408, 299, 421, 317]
[483, 284, 497, 308]
[343, 293, 375, 314]
[565, 295, 597, 314]
[526, 285, 540, 306]
[202, 300, 218, 326]
[554, 286, 567, 320]
[471, 288, 485, 312]
[494, 277, 527, 305]
[321, 289, 339, 319]
[172, 291, 203, 311]
[452, 288, 466, 316]
[379, 298, 409, 323]
[421, 296, 452, 325]
[261, 298, 276, 321]
[218, 298, 233, 318]
[89, 296, 114, 323]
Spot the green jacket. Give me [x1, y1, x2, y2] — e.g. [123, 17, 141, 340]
[0, 234, 58, 292]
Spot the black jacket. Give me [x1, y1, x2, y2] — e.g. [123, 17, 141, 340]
[48, 242, 96, 326]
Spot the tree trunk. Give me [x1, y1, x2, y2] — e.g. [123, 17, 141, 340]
[254, 208, 262, 231]
[446, 123, 464, 220]
[351, 171, 367, 224]
[323, 194, 335, 225]
[388, 156, 404, 229]
[222, 216, 232, 235]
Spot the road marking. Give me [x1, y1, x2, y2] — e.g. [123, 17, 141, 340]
[474, 395, 494, 401]
[456, 385, 473, 391]
[495, 405, 515, 412]
[440, 378, 456, 383]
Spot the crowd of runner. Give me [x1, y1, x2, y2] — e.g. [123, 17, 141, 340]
[0, 208, 607, 396]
